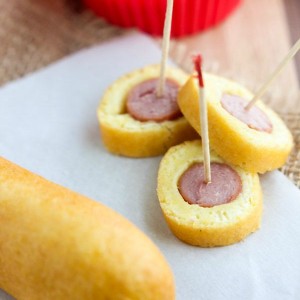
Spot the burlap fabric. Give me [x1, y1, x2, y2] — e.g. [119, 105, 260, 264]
[280, 114, 300, 187]
[0, 0, 299, 187]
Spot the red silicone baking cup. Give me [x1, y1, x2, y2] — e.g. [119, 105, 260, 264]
[84, 0, 241, 37]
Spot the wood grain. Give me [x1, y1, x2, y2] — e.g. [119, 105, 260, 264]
[284, 0, 300, 80]
[168, 0, 300, 113]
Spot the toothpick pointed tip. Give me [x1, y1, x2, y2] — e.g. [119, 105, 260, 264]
[244, 100, 254, 111]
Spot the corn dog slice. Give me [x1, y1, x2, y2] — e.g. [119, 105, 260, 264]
[178, 74, 293, 173]
[157, 140, 262, 247]
[98, 65, 197, 157]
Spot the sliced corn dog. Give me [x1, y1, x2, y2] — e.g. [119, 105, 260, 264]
[157, 140, 262, 247]
[178, 74, 293, 173]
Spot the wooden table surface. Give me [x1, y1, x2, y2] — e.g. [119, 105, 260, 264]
[1, 0, 299, 113]
[167, 0, 300, 113]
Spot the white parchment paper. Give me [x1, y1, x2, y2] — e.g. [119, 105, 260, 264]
[0, 32, 299, 300]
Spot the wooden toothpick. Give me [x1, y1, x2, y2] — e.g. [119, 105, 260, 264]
[245, 38, 300, 110]
[193, 55, 211, 184]
[156, 0, 174, 97]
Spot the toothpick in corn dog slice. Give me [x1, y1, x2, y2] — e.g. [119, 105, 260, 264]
[193, 54, 211, 183]
[178, 57, 294, 173]
[157, 57, 262, 247]
[124, 0, 176, 124]
[97, 0, 197, 158]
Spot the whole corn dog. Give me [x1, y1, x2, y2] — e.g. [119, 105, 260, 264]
[0, 157, 174, 300]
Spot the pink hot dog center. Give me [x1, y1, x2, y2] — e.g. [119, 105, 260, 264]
[178, 162, 242, 208]
[126, 78, 182, 122]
